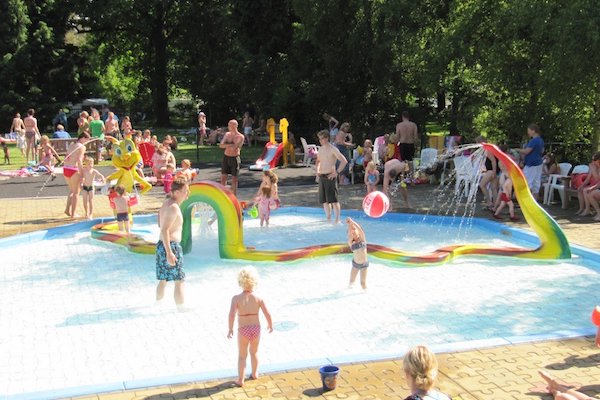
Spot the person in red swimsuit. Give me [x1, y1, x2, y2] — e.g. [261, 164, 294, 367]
[227, 267, 273, 387]
[62, 132, 91, 217]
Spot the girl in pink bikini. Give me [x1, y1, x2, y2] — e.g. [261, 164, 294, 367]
[63, 132, 91, 217]
[227, 267, 273, 387]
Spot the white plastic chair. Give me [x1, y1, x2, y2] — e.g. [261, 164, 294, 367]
[453, 155, 479, 201]
[415, 147, 438, 172]
[300, 137, 319, 167]
[348, 149, 360, 184]
[543, 162, 572, 205]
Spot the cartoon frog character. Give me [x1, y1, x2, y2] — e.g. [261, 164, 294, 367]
[105, 135, 152, 195]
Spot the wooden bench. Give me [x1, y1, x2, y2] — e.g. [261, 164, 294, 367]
[49, 138, 101, 163]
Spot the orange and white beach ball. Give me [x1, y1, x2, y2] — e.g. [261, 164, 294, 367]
[362, 191, 389, 218]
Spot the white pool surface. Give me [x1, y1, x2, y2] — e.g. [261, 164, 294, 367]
[1, 208, 599, 399]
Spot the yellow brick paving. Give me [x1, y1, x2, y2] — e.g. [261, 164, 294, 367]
[1, 184, 600, 400]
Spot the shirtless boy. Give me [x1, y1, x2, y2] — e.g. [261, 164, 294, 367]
[156, 177, 190, 310]
[315, 129, 348, 223]
[219, 119, 245, 195]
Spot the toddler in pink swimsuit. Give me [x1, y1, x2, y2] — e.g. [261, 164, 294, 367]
[228, 266, 273, 387]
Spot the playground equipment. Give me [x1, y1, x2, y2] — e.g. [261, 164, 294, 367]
[249, 117, 294, 170]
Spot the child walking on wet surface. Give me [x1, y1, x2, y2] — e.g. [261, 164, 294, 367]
[113, 185, 131, 233]
[347, 217, 369, 289]
[228, 266, 273, 387]
[81, 156, 105, 219]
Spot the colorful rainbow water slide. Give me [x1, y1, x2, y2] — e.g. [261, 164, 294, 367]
[91, 143, 570, 264]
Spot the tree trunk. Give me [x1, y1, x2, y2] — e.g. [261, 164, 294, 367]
[150, 12, 170, 127]
[437, 91, 445, 113]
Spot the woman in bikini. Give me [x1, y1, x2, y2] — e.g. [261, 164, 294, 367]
[63, 132, 91, 218]
[23, 108, 40, 162]
[347, 217, 369, 289]
[228, 267, 273, 387]
[10, 112, 26, 157]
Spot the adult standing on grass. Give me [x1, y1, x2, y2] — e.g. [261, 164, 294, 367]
[315, 129, 347, 223]
[514, 123, 545, 201]
[220, 119, 245, 195]
[197, 111, 207, 146]
[89, 111, 105, 141]
[156, 177, 190, 311]
[242, 111, 254, 146]
[63, 132, 91, 218]
[23, 108, 40, 163]
[10, 112, 26, 157]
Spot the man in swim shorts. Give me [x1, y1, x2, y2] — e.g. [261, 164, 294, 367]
[156, 177, 190, 311]
[315, 129, 348, 223]
[220, 119, 245, 195]
[395, 111, 419, 167]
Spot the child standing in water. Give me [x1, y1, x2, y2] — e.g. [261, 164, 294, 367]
[81, 156, 105, 219]
[493, 162, 519, 221]
[255, 186, 277, 227]
[346, 217, 369, 289]
[364, 161, 380, 193]
[255, 169, 280, 207]
[228, 267, 273, 387]
[113, 185, 131, 233]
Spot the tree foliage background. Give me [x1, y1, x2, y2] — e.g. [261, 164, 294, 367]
[1, 0, 599, 159]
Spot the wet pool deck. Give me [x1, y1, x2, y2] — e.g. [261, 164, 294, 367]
[1, 168, 599, 399]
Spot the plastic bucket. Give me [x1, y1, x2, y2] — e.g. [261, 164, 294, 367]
[319, 365, 339, 392]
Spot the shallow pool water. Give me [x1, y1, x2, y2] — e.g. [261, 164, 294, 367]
[1, 207, 599, 399]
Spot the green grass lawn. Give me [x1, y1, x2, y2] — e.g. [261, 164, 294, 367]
[0, 142, 266, 171]
[425, 122, 450, 136]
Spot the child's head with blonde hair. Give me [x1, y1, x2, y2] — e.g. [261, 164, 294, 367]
[403, 345, 439, 392]
[181, 159, 191, 168]
[83, 156, 94, 167]
[238, 266, 259, 291]
[366, 161, 376, 172]
[263, 169, 278, 184]
[40, 135, 50, 144]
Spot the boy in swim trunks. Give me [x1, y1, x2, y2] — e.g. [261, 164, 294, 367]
[347, 217, 369, 289]
[113, 185, 131, 233]
[81, 156, 105, 219]
[228, 266, 273, 387]
[156, 177, 190, 310]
